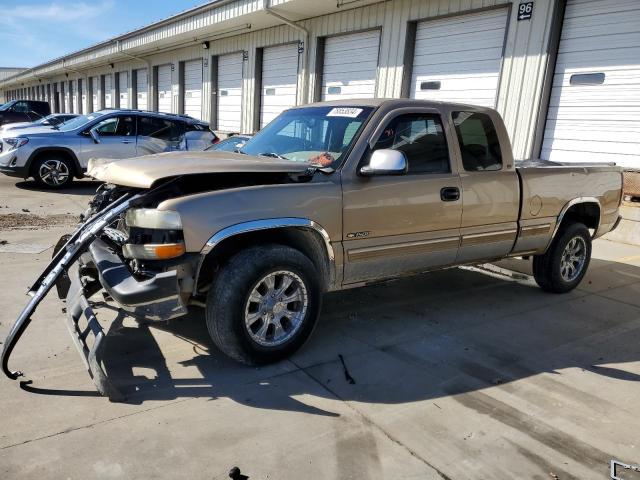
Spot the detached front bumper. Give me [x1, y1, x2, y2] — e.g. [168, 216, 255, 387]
[0, 192, 189, 400]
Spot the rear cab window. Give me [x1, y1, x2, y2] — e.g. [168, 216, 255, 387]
[372, 113, 450, 174]
[452, 111, 502, 171]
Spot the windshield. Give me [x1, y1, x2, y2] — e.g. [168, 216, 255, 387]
[58, 112, 106, 132]
[240, 106, 374, 168]
[0, 101, 16, 112]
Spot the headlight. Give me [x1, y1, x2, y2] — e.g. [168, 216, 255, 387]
[122, 242, 185, 260]
[4, 137, 29, 151]
[125, 208, 182, 230]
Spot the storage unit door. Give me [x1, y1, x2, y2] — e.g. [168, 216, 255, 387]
[321, 30, 380, 101]
[71, 80, 77, 114]
[183, 59, 203, 120]
[91, 77, 99, 112]
[119, 71, 129, 108]
[217, 52, 243, 132]
[136, 68, 148, 110]
[260, 44, 299, 128]
[410, 8, 508, 107]
[541, 0, 640, 168]
[157, 64, 172, 113]
[104, 74, 113, 108]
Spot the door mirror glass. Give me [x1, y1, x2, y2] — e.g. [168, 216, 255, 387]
[359, 149, 408, 176]
[89, 127, 100, 144]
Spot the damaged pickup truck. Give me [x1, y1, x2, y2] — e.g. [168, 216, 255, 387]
[1, 99, 623, 399]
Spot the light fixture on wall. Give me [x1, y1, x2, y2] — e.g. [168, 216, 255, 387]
[202, 41, 210, 50]
[109, 63, 114, 69]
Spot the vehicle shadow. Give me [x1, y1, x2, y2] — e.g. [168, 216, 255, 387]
[92, 256, 640, 414]
[14, 179, 102, 195]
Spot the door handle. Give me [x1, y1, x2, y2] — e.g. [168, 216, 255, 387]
[121, 139, 134, 144]
[440, 187, 460, 202]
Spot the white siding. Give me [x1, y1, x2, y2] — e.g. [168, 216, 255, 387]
[136, 68, 148, 110]
[104, 74, 113, 108]
[217, 52, 243, 132]
[91, 76, 99, 112]
[541, 0, 640, 168]
[71, 80, 77, 114]
[260, 44, 299, 128]
[184, 59, 203, 120]
[321, 30, 380, 101]
[157, 64, 172, 113]
[119, 71, 129, 108]
[410, 8, 508, 108]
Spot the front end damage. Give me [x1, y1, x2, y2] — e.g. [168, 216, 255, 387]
[1, 183, 194, 401]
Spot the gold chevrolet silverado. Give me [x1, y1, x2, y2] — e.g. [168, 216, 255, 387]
[1, 99, 623, 399]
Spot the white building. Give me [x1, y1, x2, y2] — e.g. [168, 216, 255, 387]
[0, 0, 638, 168]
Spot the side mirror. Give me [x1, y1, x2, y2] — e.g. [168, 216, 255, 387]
[359, 149, 408, 176]
[89, 127, 100, 144]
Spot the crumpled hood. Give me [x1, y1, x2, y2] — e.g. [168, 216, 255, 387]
[87, 151, 312, 189]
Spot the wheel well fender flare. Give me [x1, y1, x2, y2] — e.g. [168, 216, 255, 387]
[550, 197, 601, 244]
[194, 218, 336, 295]
[26, 147, 83, 178]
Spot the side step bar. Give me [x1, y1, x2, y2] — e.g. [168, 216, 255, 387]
[0, 193, 139, 392]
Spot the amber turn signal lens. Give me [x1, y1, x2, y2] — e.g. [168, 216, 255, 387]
[122, 242, 186, 260]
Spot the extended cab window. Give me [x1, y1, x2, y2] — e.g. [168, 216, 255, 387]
[453, 111, 502, 171]
[12, 101, 29, 113]
[92, 116, 135, 136]
[373, 114, 450, 174]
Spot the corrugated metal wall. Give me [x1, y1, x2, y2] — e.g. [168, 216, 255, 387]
[0, 0, 556, 159]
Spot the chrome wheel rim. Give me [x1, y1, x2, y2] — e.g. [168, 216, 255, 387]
[244, 270, 308, 347]
[560, 236, 587, 282]
[39, 160, 69, 186]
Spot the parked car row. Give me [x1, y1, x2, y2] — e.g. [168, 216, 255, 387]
[0, 101, 220, 188]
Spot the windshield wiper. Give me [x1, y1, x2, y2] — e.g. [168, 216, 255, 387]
[258, 152, 289, 160]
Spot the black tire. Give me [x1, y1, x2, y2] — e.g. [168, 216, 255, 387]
[205, 244, 322, 365]
[32, 156, 74, 189]
[533, 222, 591, 293]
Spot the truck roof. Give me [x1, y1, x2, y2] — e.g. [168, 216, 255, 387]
[297, 98, 496, 112]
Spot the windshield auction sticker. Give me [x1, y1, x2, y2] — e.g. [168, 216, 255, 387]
[327, 107, 363, 118]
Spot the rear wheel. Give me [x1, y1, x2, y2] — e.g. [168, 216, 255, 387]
[33, 156, 74, 188]
[205, 245, 322, 365]
[533, 222, 591, 293]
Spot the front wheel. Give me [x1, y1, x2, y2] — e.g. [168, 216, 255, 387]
[33, 156, 74, 189]
[205, 245, 322, 365]
[533, 222, 591, 293]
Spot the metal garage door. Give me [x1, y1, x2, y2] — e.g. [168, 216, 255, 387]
[261, 44, 299, 128]
[136, 68, 148, 110]
[91, 77, 99, 112]
[410, 8, 508, 107]
[217, 52, 243, 132]
[541, 0, 640, 168]
[321, 30, 380, 101]
[184, 59, 203, 120]
[118, 71, 129, 108]
[157, 65, 172, 113]
[63, 84, 69, 113]
[71, 80, 77, 114]
[104, 74, 113, 108]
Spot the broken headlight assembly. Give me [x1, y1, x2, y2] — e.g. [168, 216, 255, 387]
[122, 208, 185, 260]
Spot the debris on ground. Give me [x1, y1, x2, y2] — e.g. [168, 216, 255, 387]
[0, 213, 76, 230]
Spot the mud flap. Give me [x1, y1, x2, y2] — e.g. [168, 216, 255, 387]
[0, 192, 139, 397]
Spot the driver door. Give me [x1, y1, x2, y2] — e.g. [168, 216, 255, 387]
[341, 110, 462, 284]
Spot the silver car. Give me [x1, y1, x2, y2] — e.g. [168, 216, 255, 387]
[0, 113, 78, 134]
[0, 109, 218, 188]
